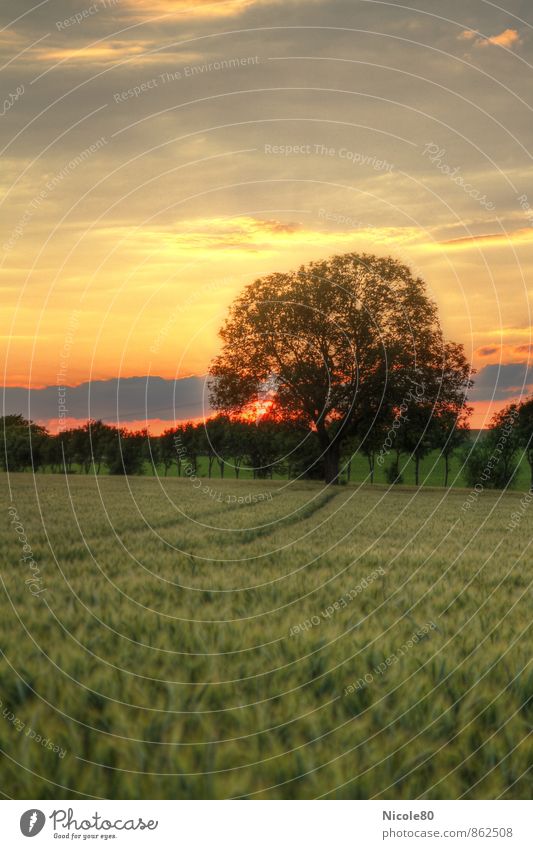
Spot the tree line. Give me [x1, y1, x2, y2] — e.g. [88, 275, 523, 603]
[3, 252, 532, 489]
[2, 398, 532, 489]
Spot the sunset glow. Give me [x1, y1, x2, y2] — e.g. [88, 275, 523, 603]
[1, 0, 532, 431]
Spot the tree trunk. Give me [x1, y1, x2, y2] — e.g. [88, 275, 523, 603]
[415, 456, 420, 486]
[324, 444, 340, 485]
[444, 453, 449, 488]
[367, 453, 374, 484]
[347, 458, 352, 482]
[219, 460, 225, 478]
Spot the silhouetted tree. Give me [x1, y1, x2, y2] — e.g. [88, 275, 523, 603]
[463, 405, 520, 490]
[209, 253, 472, 484]
[517, 397, 533, 490]
[202, 415, 230, 478]
[0, 415, 48, 471]
[105, 428, 147, 475]
[432, 407, 471, 487]
[159, 428, 177, 476]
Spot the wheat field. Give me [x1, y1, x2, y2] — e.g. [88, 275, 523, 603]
[1, 473, 531, 799]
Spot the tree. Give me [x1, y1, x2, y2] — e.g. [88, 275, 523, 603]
[209, 253, 472, 483]
[463, 405, 520, 490]
[517, 397, 533, 490]
[201, 415, 230, 478]
[0, 415, 49, 472]
[44, 433, 64, 472]
[105, 428, 147, 475]
[432, 407, 471, 487]
[159, 428, 177, 476]
[224, 418, 251, 478]
[86, 420, 112, 474]
[355, 412, 388, 484]
[395, 403, 436, 486]
[246, 416, 284, 479]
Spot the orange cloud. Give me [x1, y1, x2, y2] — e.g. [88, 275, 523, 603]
[479, 28, 521, 48]
[477, 345, 500, 357]
[474, 344, 533, 367]
[38, 40, 154, 64]
[106, 216, 306, 253]
[440, 228, 533, 249]
[459, 28, 521, 49]
[125, 0, 258, 18]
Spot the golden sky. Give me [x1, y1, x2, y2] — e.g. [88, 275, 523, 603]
[1, 0, 532, 429]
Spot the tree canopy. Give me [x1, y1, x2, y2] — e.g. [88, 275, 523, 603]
[209, 252, 473, 483]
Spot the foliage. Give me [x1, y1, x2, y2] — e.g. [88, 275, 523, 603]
[463, 405, 521, 490]
[209, 253, 473, 483]
[0, 414, 48, 472]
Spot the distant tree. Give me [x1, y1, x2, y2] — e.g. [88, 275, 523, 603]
[143, 428, 160, 474]
[339, 434, 358, 483]
[246, 416, 283, 479]
[517, 397, 533, 490]
[209, 253, 472, 484]
[463, 405, 520, 490]
[489, 405, 521, 486]
[395, 403, 436, 486]
[64, 421, 111, 475]
[159, 428, 177, 476]
[0, 415, 49, 472]
[356, 413, 388, 484]
[202, 415, 230, 478]
[71, 425, 92, 473]
[58, 428, 76, 472]
[225, 419, 251, 479]
[385, 459, 404, 485]
[87, 420, 112, 474]
[432, 407, 471, 487]
[44, 433, 64, 472]
[285, 426, 324, 480]
[181, 422, 200, 475]
[105, 428, 147, 475]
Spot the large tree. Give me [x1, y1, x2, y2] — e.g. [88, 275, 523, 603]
[209, 253, 472, 484]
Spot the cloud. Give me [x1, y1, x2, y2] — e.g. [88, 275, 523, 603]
[440, 228, 533, 249]
[469, 362, 533, 401]
[477, 346, 500, 357]
[260, 219, 302, 234]
[2, 376, 211, 429]
[38, 40, 154, 64]
[479, 28, 521, 48]
[124, 0, 261, 19]
[458, 30, 478, 41]
[459, 28, 521, 49]
[144, 216, 304, 252]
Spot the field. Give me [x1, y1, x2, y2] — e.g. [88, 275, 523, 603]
[1, 472, 532, 799]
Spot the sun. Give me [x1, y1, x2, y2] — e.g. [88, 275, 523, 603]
[239, 399, 275, 422]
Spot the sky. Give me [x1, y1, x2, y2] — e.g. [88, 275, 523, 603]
[1, 0, 532, 431]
